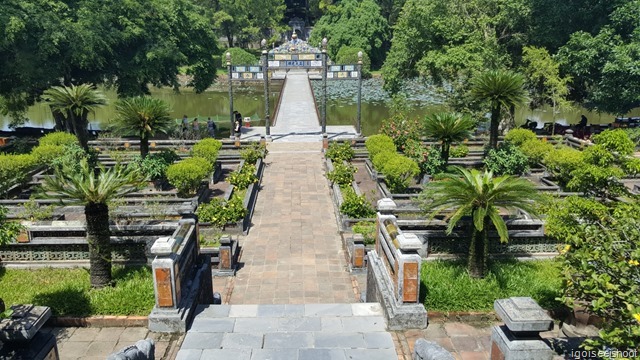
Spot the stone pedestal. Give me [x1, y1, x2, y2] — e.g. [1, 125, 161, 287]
[0, 305, 59, 360]
[490, 297, 554, 360]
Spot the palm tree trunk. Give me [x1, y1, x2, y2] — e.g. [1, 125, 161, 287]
[140, 136, 150, 159]
[468, 226, 480, 278]
[50, 108, 66, 132]
[489, 104, 501, 150]
[441, 141, 451, 166]
[468, 215, 487, 278]
[85, 202, 112, 288]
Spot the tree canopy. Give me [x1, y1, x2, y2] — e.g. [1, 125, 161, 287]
[0, 0, 219, 126]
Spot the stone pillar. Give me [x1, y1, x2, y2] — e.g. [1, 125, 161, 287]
[0, 305, 59, 359]
[218, 235, 235, 273]
[351, 233, 365, 269]
[490, 297, 554, 360]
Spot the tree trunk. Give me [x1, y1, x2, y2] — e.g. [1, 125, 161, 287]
[140, 136, 149, 159]
[50, 108, 66, 132]
[441, 140, 450, 167]
[489, 104, 501, 150]
[468, 214, 488, 278]
[75, 110, 90, 152]
[85, 202, 112, 289]
[64, 110, 75, 135]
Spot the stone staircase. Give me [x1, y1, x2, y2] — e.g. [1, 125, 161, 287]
[176, 303, 398, 360]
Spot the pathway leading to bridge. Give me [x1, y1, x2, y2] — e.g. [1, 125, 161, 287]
[240, 70, 357, 142]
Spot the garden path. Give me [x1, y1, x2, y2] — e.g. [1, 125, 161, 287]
[229, 141, 358, 304]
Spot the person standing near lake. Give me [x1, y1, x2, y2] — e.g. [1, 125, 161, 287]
[192, 117, 200, 139]
[207, 117, 217, 138]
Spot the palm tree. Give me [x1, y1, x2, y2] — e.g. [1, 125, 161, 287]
[470, 70, 527, 150]
[39, 160, 146, 288]
[423, 112, 475, 166]
[421, 167, 540, 278]
[111, 97, 174, 158]
[43, 84, 107, 152]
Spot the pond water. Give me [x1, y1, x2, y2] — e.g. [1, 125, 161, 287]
[4, 78, 637, 136]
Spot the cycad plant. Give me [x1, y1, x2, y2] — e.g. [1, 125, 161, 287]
[421, 167, 540, 278]
[470, 70, 527, 150]
[43, 84, 107, 152]
[423, 112, 475, 166]
[111, 97, 174, 158]
[39, 160, 147, 288]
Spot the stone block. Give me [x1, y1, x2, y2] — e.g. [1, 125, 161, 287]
[490, 325, 553, 360]
[263, 332, 314, 349]
[0, 305, 51, 342]
[412, 338, 454, 360]
[494, 297, 553, 333]
[376, 198, 396, 213]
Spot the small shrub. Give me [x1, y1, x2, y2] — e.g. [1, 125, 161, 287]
[567, 165, 626, 197]
[402, 139, 429, 173]
[325, 141, 355, 162]
[0, 205, 24, 245]
[129, 154, 172, 181]
[50, 144, 97, 173]
[504, 128, 537, 146]
[225, 47, 259, 65]
[372, 151, 395, 171]
[423, 146, 446, 176]
[592, 129, 635, 156]
[449, 144, 469, 158]
[327, 162, 356, 186]
[166, 157, 212, 196]
[380, 154, 420, 193]
[543, 147, 584, 186]
[38, 132, 78, 147]
[582, 144, 615, 167]
[228, 164, 258, 190]
[20, 198, 55, 221]
[519, 139, 554, 166]
[365, 134, 396, 159]
[352, 221, 376, 245]
[197, 194, 246, 227]
[621, 157, 640, 177]
[31, 144, 66, 166]
[155, 149, 181, 164]
[240, 143, 268, 164]
[191, 138, 222, 164]
[340, 187, 375, 219]
[0, 153, 38, 196]
[335, 46, 371, 78]
[624, 128, 640, 146]
[484, 142, 529, 176]
[380, 114, 423, 149]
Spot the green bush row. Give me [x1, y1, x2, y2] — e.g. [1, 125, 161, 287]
[325, 141, 355, 162]
[228, 163, 258, 190]
[166, 157, 212, 196]
[340, 187, 375, 219]
[327, 162, 357, 187]
[197, 194, 246, 228]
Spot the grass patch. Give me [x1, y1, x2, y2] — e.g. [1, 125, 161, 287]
[421, 259, 563, 312]
[0, 266, 154, 317]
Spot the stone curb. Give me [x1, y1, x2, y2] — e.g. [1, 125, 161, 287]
[46, 315, 148, 327]
[428, 307, 568, 323]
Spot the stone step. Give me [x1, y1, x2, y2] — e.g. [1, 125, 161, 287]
[176, 303, 398, 360]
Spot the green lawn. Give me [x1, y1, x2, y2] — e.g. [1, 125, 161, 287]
[421, 259, 563, 312]
[0, 266, 154, 317]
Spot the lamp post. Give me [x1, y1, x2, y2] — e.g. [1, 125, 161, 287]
[321, 38, 328, 136]
[261, 39, 271, 140]
[356, 51, 363, 137]
[226, 52, 234, 139]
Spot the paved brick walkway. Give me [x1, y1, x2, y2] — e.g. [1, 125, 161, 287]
[229, 142, 357, 304]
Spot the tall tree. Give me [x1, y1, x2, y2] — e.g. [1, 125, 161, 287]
[111, 97, 174, 159]
[422, 112, 475, 166]
[210, 0, 286, 47]
[470, 70, 527, 150]
[43, 84, 107, 152]
[39, 160, 146, 288]
[421, 167, 540, 278]
[308, 0, 390, 68]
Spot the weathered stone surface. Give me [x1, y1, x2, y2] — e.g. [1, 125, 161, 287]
[0, 305, 51, 342]
[494, 297, 553, 333]
[397, 233, 422, 251]
[490, 325, 553, 360]
[107, 339, 155, 360]
[412, 338, 454, 360]
[377, 198, 397, 213]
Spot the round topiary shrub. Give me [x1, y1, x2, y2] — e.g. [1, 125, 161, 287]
[449, 144, 469, 158]
[372, 151, 395, 171]
[31, 144, 66, 165]
[592, 129, 635, 156]
[39, 132, 78, 147]
[484, 142, 529, 176]
[520, 139, 554, 166]
[166, 157, 213, 196]
[543, 146, 584, 186]
[365, 134, 396, 159]
[504, 128, 537, 146]
[379, 154, 420, 193]
[191, 138, 222, 164]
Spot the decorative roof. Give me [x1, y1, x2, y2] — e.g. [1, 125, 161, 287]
[269, 33, 321, 54]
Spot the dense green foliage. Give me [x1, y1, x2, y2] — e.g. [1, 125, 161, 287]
[421, 167, 540, 278]
[0, 267, 154, 316]
[0, 205, 23, 246]
[166, 157, 213, 196]
[543, 147, 584, 186]
[327, 162, 357, 187]
[325, 141, 355, 163]
[340, 187, 376, 219]
[191, 138, 223, 165]
[31, 144, 66, 166]
[519, 139, 554, 166]
[228, 164, 258, 190]
[352, 221, 376, 245]
[401, 139, 429, 173]
[422, 112, 474, 165]
[205, 0, 285, 47]
[484, 142, 530, 176]
[309, 0, 389, 68]
[365, 134, 396, 159]
[335, 46, 371, 78]
[449, 144, 469, 158]
[240, 143, 268, 165]
[592, 129, 636, 156]
[197, 195, 246, 228]
[379, 154, 419, 193]
[0, 153, 38, 196]
[422, 260, 562, 311]
[0, 0, 218, 124]
[545, 198, 640, 351]
[224, 48, 259, 65]
[38, 132, 79, 147]
[504, 129, 537, 146]
[128, 150, 180, 182]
